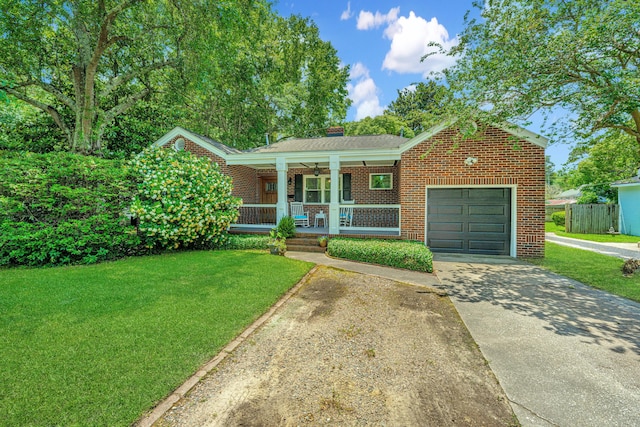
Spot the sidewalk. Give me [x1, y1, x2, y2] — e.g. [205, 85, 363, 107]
[546, 233, 640, 260]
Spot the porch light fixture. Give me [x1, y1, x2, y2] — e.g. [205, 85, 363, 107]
[288, 177, 292, 186]
[314, 163, 320, 176]
[464, 156, 478, 166]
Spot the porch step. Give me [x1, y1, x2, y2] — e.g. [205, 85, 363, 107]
[286, 237, 326, 253]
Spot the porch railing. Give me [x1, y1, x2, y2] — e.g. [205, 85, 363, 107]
[232, 203, 401, 235]
[340, 204, 401, 235]
[234, 204, 277, 228]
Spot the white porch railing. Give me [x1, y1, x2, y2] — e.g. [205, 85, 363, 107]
[232, 203, 401, 235]
[234, 204, 277, 228]
[339, 204, 401, 235]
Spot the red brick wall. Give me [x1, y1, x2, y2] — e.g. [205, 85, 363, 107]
[400, 126, 545, 258]
[165, 135, 259, 201]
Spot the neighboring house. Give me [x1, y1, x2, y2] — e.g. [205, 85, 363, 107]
[545, 199, 574, 222]
[153, 122, 547, 257]
[553, 188, 581, 204]
[612, 172, 640, 236]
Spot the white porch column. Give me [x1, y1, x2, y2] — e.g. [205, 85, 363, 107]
[276, 157, 288, 223]
[329, 155, 340, 234]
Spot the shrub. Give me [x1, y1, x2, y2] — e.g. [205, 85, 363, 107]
[551, 211, 565, 227]
[222, 234, 270, 250]
[277, 215, 296, 238]
[129, 147, 241, 250]
[327, 238, 433, 273]
[0, 150, 141, 267]
[577, 191, 598, 204]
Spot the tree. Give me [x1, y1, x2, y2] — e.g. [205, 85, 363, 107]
[345, 114, 415, 138]
[385, 81, 448, 133]
[563, 129, 640, 201]
[437, 0, 640, 156]
[0, 1, 253, 154]
[1, 2, 350, 153]
[181, 13, 351, 148]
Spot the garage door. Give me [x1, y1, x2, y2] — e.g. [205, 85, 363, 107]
[427, 188, 511, 255]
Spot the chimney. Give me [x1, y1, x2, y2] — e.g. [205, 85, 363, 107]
[326, 126, 344, 137]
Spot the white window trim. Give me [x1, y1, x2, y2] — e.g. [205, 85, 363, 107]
[369, 173, 393, 190]
[303, 174, 343, 204]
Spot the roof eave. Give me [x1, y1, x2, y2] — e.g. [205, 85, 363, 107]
[226, 148, 403, 165]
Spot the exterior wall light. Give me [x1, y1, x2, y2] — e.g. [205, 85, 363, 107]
[464, 157, 478, 166]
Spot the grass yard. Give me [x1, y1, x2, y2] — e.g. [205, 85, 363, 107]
[0, 250, 312, 426]
[545, 221, 640, 243]
[527, 242, 640, 303]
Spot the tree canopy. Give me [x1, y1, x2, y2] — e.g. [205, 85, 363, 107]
[385, 81, 448, 133]
[345, 82, 449, 137]
[0, 1, 350, 155]
[438, 0, 640, 154]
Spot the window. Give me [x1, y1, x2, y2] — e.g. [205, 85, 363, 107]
[369, 173, 393, 190]
[304, 175, 343, 203]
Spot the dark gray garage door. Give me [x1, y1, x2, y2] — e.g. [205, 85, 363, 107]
[427, 188, 511, 255]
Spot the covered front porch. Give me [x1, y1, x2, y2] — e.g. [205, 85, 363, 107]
[231, 203, 401, 236]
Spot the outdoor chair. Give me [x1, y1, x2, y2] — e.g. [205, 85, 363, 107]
[289, 202, 310, 227]
[339, 205, 354, 227]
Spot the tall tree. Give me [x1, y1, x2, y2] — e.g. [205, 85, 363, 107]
[567, 129, 640, 187]
[437, 0, 640, 155]
[0, 0, 252, 154]
[385, 81, 448, 133]
[181, 12, 351, 148]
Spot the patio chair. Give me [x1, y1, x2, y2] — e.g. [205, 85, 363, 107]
[289, 202, 310, 227]
[339, 205, 354, 227]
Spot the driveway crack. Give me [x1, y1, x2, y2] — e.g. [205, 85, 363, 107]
[508, 398, 560, 427]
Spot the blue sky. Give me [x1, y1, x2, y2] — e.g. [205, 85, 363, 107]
[274, 0, 571, 168]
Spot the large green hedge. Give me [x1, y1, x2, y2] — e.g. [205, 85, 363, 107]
[327, 237, 433, 273]
[0, 150, 140, 266]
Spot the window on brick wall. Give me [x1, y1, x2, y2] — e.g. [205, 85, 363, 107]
[304, 175, 343, 203]
[369, 173, 393, 190]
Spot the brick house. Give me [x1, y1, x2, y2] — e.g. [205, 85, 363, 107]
[154, 122, 546, 257]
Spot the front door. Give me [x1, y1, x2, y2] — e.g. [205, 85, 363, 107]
[260, 177, 278, 223]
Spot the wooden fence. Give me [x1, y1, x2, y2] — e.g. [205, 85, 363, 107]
[565, 204, 619, 234]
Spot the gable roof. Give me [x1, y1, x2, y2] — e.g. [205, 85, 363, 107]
[250, 134, 408, 153]
[153, 121, 547, 163]
[153, 127, 242, 157]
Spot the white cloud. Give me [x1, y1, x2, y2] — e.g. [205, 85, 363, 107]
[381, 12, 458, 76]
[356, 7, 400, 30]
[347, 63, 385, 120]
[340, 2, 352, 20]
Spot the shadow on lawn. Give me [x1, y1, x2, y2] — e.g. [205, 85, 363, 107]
[433, 255, 640, 357]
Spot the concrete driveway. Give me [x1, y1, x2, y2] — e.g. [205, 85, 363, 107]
[434, 254, 640, 427]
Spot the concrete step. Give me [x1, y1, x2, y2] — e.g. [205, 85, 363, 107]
[287, 244, 326, 253]
[288, 237, 320, 245]
[286, 237, 327, 253]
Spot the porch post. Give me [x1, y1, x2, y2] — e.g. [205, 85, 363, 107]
[329, 155, 340, 234]
[276, 157, 288, 224]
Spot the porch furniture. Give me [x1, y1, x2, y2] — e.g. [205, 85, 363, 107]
[314, 211, 326, 228]
[290, 202, 310, 227]
[339, 206, 354, 227]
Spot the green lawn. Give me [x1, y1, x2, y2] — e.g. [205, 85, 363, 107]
[526, 242, 640, 303]
[0, 250, 313, 426]
[545, 221, 640, 243]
